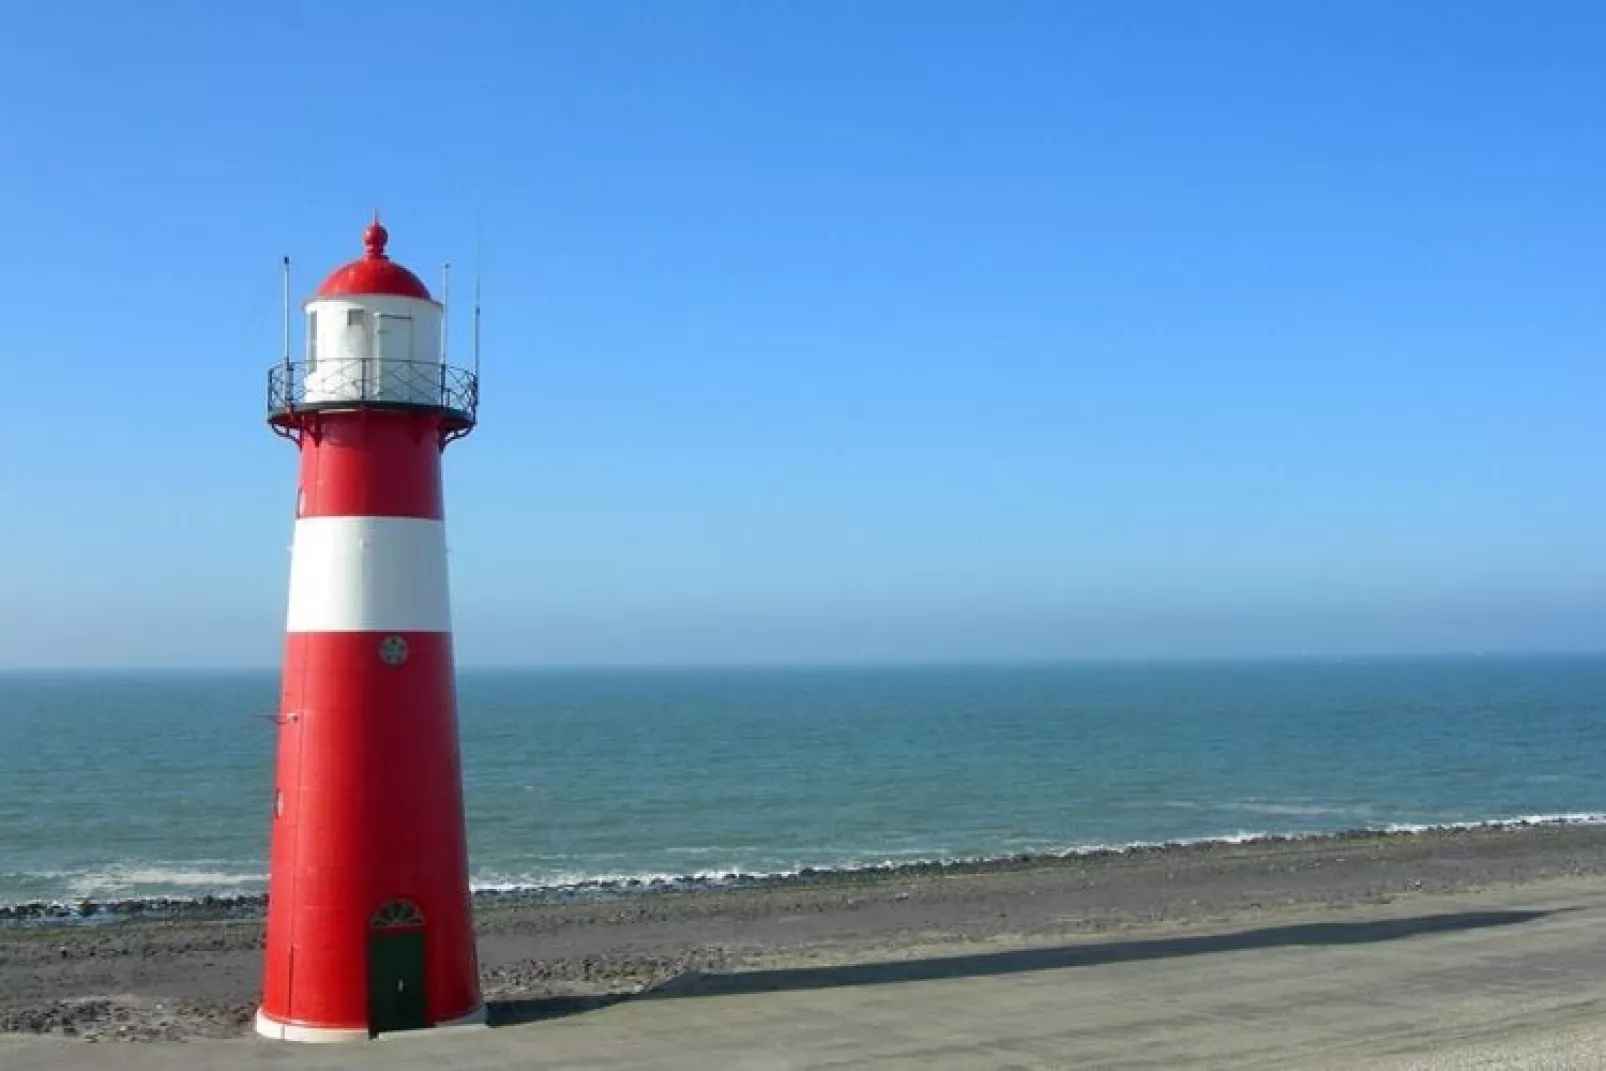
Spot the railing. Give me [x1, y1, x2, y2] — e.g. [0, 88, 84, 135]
[267, 358, 478, 429]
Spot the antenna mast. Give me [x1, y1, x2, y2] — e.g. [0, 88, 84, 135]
[441, 263, 452, 365]
[473, 246, 482, 384]
[280, 256, 291, 372]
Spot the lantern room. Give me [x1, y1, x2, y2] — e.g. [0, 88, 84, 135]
[268, 218, 478, 435]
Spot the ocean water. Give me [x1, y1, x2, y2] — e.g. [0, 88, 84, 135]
[1, 657, 1604, 907]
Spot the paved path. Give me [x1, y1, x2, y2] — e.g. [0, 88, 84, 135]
[4, 881, 1606, 1069]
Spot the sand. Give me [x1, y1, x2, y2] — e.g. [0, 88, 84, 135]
[3, 823, 1606, 1057]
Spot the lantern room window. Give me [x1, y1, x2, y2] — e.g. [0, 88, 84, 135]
[346, 308, 370, 358]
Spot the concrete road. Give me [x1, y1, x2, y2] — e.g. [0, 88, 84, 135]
[4, 880, 1605, 1069]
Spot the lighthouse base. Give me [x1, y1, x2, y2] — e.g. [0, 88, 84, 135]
[254, 1005, 488, 1043]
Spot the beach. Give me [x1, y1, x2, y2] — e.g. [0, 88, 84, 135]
[4, 823, 1606, 1066]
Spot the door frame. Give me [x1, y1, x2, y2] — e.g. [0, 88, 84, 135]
[367, 899, 428, 1037]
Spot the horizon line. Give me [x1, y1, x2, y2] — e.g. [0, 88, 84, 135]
[3, 649, 1605, 675]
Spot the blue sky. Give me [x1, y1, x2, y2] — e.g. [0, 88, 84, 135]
[0, 1, 1602, 667]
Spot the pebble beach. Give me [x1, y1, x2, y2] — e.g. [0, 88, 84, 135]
[4, 822, 1604, 1048]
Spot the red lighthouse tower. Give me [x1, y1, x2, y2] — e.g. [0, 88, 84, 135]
[257, 219, 483, 1041]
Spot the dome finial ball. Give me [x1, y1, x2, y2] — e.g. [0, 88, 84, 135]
[363, 214, 389, 260]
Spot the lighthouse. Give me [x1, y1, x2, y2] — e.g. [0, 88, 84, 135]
[257, 218, 484, 1041]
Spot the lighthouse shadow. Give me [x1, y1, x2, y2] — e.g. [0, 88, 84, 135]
[485, 908, 1556, 1028]
[486, 993, 632, 1027]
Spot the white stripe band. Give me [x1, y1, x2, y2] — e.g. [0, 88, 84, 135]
[254, 1005, 485, 1042]
[255, 1009, 370, 1043]
[286, 516, 451, 633]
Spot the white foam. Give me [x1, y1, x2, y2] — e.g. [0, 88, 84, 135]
[663, 845, 763, 857]
[1225, 800, 1375, 819]
[1383, 813, 1606, 835]
[64, 864, 266, 899]
[11, 811, 1606, 912]
[463, 814, 1606, 899]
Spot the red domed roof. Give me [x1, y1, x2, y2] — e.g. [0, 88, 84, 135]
[313, 217, 433, 301]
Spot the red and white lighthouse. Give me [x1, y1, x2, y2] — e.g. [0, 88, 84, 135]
[257, 218, 483, 1041]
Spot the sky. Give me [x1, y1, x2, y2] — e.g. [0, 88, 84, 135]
[0, 1, 1602, 668]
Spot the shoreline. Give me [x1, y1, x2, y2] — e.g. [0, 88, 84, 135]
[6, 811, 1606, 925]
[5, 822, 1606, 1043]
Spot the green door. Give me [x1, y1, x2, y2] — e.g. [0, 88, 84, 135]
[368, 929, 427, 1036]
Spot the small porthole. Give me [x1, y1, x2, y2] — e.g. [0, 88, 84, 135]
[379, 635, 409, 666]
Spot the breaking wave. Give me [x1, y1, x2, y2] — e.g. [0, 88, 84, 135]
[4, 811, 1603, 925]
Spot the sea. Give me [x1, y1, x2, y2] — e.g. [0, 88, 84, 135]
[1, 656, 1604, 911]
